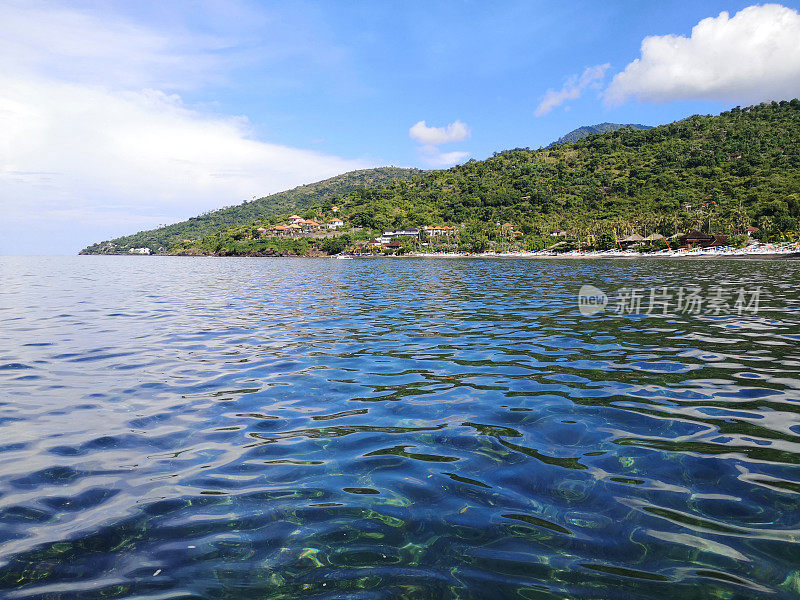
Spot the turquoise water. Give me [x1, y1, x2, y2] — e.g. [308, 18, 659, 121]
[1, 255, 800, 599]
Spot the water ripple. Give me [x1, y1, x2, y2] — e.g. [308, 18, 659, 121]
[1, 255, 799, 599]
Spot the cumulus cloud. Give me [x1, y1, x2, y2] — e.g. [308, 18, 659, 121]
[0, 77, 366, 219]
[534, 64, 610, 116]
[0, 2, 370, 253]
[605, 4, 800, 106]
[409, 120, 471, 145]
[408, 120, 471, 167]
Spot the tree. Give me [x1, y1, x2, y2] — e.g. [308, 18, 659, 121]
[99, 100, 800, 257]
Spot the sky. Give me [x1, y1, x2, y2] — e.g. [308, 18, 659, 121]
[2, 1, 800, 254]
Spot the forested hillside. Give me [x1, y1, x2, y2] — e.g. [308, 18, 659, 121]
[315, 101, 800, 236]
[80, 167, 422, 253]
[84, 100, 800, 256]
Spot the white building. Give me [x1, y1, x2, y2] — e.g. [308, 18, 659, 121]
[129, 247, 151, 255]
[378, 229, 419, 244]
[423, 225, 456, 236]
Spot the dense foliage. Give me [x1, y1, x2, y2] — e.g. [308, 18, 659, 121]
[550, 122, 652, 146]
[173, 232, 361, 257]
[304, 100, 800, 241]
[84, 101, 800, 256]
[79, 167, 422, 254]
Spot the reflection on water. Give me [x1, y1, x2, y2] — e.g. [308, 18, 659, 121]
[1, 255, 800, 599]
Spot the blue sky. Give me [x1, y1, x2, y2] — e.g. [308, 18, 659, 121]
[2, 0, 800, 253]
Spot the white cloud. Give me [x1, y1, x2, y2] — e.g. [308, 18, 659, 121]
[605, 4, 800, 106]
[408, 120, 471, 167]
[0, 2, 371, 253]
[534, 64, 610, 116]
[409, 120, 471, 145]
[0, 76, 366, 235]
[0, 2, 227, 91]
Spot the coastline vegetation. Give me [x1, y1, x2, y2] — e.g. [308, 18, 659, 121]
[81, 100, 800, 256]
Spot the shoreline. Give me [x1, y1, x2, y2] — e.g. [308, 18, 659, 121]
[398, 250, 800, 260]
[363, 245, 800, 260]
[82, 243, 800, 260]
[82, 250, 800, 260]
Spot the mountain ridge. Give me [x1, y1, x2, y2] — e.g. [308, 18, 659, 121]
[550, 122, 653, 146]
[82, 101, 800, 255]
[179, 99, 799, 255]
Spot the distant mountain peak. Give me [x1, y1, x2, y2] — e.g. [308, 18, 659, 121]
[550, 122, 653, 146]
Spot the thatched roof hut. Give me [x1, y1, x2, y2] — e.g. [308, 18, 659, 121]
[620, 233, 644, 243]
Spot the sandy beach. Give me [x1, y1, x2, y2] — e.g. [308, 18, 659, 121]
[369, 242, 800, 260]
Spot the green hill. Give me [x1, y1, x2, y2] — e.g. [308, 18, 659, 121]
[174, 100, 800, 256]
[79, 166, 423, 254]
[300, 101, 800, 235]
[550, 122, 653, 146]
